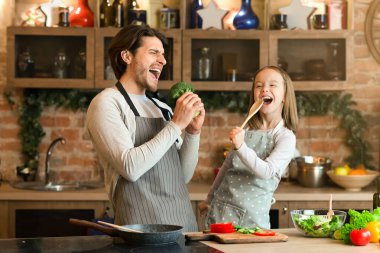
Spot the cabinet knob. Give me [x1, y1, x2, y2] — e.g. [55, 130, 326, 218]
[282, 206, 288, 214]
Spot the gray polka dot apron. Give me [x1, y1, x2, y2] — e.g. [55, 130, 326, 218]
[112, 82, 198, 232]
[206, 121, 283, 229]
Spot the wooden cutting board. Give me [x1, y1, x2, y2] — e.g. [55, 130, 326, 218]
[185, 231, 288, 244]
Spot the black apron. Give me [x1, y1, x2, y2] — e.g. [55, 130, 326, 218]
[113, 82, 198, 232]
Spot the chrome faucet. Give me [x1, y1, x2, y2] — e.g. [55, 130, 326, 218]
[45, 137, 66, 184]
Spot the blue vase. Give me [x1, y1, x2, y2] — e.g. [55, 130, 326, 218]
[190, 0, 203, 28]
[233, 0, 259, 30]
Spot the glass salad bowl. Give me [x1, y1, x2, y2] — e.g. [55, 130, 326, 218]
[291, 209, 347, 238]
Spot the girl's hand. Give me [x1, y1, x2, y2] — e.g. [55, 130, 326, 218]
[229, 127, 245, 150]
[198, 201, 209, 215]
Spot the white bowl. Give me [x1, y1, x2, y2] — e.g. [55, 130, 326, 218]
[326, 170, 379, 191]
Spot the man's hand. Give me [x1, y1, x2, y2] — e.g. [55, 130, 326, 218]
[171, 92, 205, 133]
[229, 127, 245, 150]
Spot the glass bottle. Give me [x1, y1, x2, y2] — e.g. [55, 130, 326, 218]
[127, 0, 139, 9]
[112, 0, 124, 28]
[99, 0, 114, 27]
[196, 47, 213, 80]
[52, 48, 70, 78]
[233, 0, 259, 30]
[190, 0, 203, 28]
[326, 42, 343, 80]
[127, 0, 146, 25]
[373, 176, 380, 210]
[72, 48, 86, 78]
[69, 0, 94, 27]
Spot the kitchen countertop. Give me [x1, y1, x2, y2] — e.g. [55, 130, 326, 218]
[0, 181, 376, 202]
[0, 229, 378, 253]
[203, 228, 379, 253]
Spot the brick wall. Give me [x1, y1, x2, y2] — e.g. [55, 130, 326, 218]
[0, 1, 379, 184]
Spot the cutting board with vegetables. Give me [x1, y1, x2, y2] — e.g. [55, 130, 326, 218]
[185, 231, 288, 244]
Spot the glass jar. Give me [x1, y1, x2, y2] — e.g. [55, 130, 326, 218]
[326, 42, 343, 80]
[58, 7, 70, 27]
[194, 47, 213, 80]
[16, 47, 35, 78]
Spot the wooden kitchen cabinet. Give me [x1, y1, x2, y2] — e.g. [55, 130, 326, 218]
[7, 27, 95, 88]
[182, 29, 268, 91]
[6, 2, 353, 91]
[94, 28, 182, 89]
[271, 201, 290, 228]
[269, 30, 354, 91]
[0, 201, 9, 238]
[0, 200, 110, 238]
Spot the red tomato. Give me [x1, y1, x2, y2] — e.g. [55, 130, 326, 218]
[350, 229, 371, 246]
[253, 230, 276, 236]
[210, 222, 235, 233]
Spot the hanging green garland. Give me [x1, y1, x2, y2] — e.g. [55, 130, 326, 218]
[4, 89, 374, 171]
[295, 92, 373, 169]
[198, 91, 374, 169]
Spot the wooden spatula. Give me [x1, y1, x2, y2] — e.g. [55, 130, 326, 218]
[240, 99, 264, 129]
[97, 220, 143, 233]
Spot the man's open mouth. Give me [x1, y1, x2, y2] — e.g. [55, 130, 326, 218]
[149, 68, 161, 79]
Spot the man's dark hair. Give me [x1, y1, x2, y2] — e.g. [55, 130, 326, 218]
[108, 24, 168, 80]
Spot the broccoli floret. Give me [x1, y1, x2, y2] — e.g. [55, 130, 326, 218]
[167, 81, 195, 106]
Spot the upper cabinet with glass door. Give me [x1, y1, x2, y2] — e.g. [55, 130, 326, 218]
[267, 0, 353, 90]
[7, 0, 354, 91]
[182, 0, 353, 91]
[7, 27, 94, 88]
[182, 0, 267, 91]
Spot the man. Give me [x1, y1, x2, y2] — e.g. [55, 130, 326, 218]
[86, 25, 205, 232]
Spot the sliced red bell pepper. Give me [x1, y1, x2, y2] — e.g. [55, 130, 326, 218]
[210, 222, 235, 233]
[253, 230, 276, 236]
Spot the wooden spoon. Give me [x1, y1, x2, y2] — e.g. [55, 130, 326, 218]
[240, 99, 264, 128]
[97, 220, 143, 233]
[327, 194, 335, 219]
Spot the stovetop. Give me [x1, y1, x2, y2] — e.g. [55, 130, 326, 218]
[0, 235, 223, 253]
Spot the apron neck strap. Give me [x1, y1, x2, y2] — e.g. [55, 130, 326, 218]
[115, 81, 172, 121]
[146, 94, 172, 121]
[115, 81, 140, 116]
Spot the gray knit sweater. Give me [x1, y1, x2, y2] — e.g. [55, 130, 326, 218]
[85, 87, 200, 201]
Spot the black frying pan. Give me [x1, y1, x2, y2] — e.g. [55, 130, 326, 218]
[69, 218, 183, 245]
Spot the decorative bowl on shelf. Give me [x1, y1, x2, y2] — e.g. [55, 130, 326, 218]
[326, 170, 379, 192]
[291, 209, 346, 238]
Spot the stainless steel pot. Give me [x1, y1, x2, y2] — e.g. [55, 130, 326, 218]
[295, 156, 332, 187]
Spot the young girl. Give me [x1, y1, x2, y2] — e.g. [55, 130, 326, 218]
[199, 66, 298, 229]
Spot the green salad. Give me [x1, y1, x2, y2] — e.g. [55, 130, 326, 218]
[293, 215, 343, 238]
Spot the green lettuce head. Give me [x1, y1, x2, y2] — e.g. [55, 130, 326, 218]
[167, 81, 199, 117]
